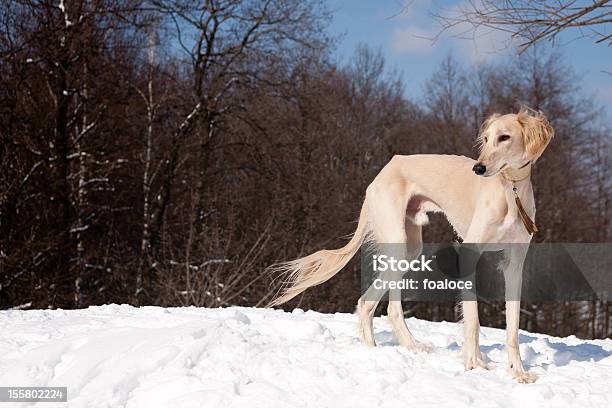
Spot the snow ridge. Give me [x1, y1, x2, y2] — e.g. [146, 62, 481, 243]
[0, 305, 611, 407]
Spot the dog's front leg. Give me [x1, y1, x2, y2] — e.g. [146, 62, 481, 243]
[461, 221, 496, 371]
[504, 244, 537, 383]
[461, 300, 488, 370]
[505, 301, 536, 383]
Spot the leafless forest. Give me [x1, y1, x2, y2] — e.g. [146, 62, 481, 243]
[1, 1, 610, 338]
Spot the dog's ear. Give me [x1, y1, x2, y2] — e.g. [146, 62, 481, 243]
[518, 107, 554, 160]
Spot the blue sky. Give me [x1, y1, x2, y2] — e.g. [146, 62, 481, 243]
[327, 0, 611, 123]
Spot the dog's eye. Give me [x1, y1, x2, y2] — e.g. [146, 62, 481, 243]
[484, 137, 488, 143]
[498, 135, 511, 142]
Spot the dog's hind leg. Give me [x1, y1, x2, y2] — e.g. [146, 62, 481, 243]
[357, 296, 379, 347]
[365, 177, 429, 352]
[386, 222, 430, 352]
[357, 249, 409, 348]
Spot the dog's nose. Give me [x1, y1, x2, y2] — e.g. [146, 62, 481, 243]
[472, 163, 486, 175]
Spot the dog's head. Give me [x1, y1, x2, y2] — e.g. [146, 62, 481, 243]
[473, 107, 554, 177]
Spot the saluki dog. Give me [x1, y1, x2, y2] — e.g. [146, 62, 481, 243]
[269, 107, 554, 383]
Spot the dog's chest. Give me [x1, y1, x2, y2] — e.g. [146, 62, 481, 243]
[494, 199, 534, 243]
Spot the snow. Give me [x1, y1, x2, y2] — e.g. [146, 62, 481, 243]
[1, 305, 611, 408]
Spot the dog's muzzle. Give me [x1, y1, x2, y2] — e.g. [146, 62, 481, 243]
[472, 163, 486, 176]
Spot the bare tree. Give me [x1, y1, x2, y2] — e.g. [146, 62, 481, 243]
[423, 54, 472, 154]
[0, 0, 148, 307]
[434, 0, 612, 52]
[142, 0, 330, 297]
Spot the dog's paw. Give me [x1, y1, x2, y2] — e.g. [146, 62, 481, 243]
[405, 340, 432, 353]
[358, 330, 377, 347]
[511, 370, 537, 384]
[362, 338, 377, 347]
[464, 355, 490, 371]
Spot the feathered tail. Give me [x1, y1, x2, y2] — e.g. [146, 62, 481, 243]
[267, 201, 371, 307]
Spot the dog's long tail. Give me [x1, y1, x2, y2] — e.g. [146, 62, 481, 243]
[267, 200, 372, 307]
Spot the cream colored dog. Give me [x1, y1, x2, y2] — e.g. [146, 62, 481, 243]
[269, 107, 554, 383]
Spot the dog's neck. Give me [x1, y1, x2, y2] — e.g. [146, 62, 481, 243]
[500, 160, 538, 234]
[501, 161, 531, 183]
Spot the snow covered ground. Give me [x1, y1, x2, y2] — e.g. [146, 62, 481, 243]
[0, 305, 611, 408]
